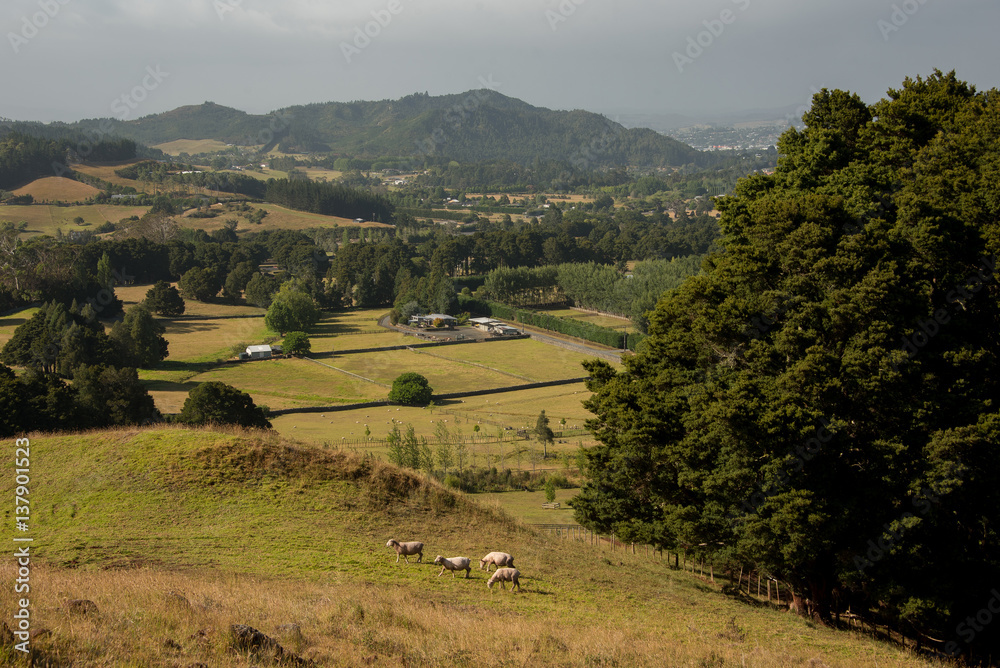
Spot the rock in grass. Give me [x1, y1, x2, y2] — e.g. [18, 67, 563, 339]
[229, 624, 312, 666]
[67, 599, 98, 615]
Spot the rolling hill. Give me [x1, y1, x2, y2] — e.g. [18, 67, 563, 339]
[0, 426, 937, 667]
[65, 91, 712, 168]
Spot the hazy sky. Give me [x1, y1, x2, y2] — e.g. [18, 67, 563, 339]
[2, 0, 996, 123]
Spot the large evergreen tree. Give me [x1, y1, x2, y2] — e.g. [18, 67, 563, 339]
[574, 71, 1000, 659]
[110, 305, 169, 368]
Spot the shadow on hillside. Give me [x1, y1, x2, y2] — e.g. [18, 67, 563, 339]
[153, 360, 219, 374]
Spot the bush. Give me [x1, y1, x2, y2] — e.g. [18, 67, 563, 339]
[178, 381, 271, 428]
[283, 331, 311, 356]
[388, 372, 432, 406]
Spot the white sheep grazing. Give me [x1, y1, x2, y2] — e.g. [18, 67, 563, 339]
[433, 555, 471, 578]
[385, 539, 424, 563]
[479, 551, 515, 571]
[487, 567, 521, 592]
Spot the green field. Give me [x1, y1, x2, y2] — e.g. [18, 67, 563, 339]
[479, 487, 582, 525]
[0, 427, 937, 667]
[188, 357, 387, 410]
[0, 306, 40, 349]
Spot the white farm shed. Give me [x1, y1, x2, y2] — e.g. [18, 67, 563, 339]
[246, 344, 275, 359]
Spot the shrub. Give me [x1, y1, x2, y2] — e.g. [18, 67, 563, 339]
[388, 372, 433, 406]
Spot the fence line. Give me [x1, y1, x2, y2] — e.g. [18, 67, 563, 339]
[316, 432, 527, 449]
[300, 356, 390, 388]
[406, 346, 536, 383]
[269, 377, 589, 417]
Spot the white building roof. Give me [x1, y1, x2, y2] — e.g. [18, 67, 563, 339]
[246, 345, 272, 353]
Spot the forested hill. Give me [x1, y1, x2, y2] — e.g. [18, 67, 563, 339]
[65, 91, 711, 168]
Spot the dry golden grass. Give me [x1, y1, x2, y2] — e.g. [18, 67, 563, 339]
[13, 177, 101, 201]
[0, 537, 940, 668]
[1, 204, 149, 239]
[69, 162, 155, 192]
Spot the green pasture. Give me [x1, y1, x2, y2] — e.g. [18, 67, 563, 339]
[477, 487, 582, 525]
[0, 427, 936, 667]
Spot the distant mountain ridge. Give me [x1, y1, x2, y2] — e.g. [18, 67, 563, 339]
[62, 90, 712, 168]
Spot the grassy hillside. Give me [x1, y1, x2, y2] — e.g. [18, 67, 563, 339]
[12, 176, 100, 201]
[0, 427, 940, 666]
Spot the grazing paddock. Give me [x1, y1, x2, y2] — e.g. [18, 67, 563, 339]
[479, 488, 582, 525]
[115, 284, 267, 317]
[252, 203, 363, 230]
[269, 380, 599, 460]
[334, 349, 522, 395]
[0, 306, 40, 348]
[70, 162, 157, 192]
[2, 203, 149, 238]
[159, 316, 273, 362]
[307, 308, 410, 352]
[420, 337, 598, 382]
[185, 358, 387, 410]
[13, 176, 101, 201]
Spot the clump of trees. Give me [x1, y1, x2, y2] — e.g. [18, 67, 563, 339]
[177, 381, 270, 429]
[144, 280, 185, 316]
[573, 72, 1000, 661]
[265, 281, 320, 335]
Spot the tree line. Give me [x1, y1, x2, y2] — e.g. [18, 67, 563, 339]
[572, 71, 1000, 662]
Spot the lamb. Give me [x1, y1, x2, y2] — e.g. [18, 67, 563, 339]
[433, 555, 471, 578]
[486, 567, 521, 592]
[385, 539, 424, 563]
[479, 551, 515, 571]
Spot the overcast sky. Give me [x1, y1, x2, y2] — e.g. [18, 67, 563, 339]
[2, 0, 996, 124]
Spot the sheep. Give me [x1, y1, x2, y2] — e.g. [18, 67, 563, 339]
[479, 551, 515, 571]
[433, 555, 471, 578]
[487, 567, 521, 592]
[385, 539, 424, 563]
